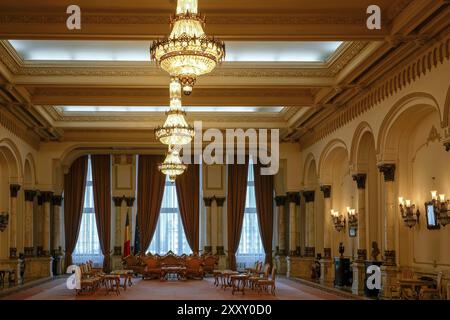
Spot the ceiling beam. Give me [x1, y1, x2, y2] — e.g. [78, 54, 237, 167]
[0, 12, 389, 41]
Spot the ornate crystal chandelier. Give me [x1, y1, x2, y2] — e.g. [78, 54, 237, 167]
[158, 147, 187, 183]
[155, 77, 195, 146]
[150, 0, 225, 95]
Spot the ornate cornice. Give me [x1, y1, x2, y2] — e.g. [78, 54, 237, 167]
[300, 33, 450, 149]
[303, 190, 315, 203]
[352, 174, 367, 189]
[378, 164, 396, 182]
[10, 184, 21, 198]
[0, 106, 40, 150]
[320, 185, 332, 199]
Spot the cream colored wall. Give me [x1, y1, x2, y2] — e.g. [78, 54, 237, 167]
[0, 125, 38, 260]
[299, 57, 450, 274]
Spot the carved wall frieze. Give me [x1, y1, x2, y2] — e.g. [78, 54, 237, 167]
[0, 107, 40, 149]
[300, 34, 450, 149]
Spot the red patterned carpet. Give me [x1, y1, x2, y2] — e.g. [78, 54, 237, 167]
[1, 277, 349, 300]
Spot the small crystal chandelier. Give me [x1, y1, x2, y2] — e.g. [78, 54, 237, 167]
[155, 77, 195, 146]
[150, 0, 225, 95]
[159, 147, 187, 183]
[398, 197, 420, 228]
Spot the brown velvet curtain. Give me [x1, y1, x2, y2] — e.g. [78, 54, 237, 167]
[175, 164, 200, 253]
[91, 155, 112, 272]
[253, 161, 274, 265]
[64, 156, 88, 269]
[227, 161, 249, 270]
[137, 155, 166, 253]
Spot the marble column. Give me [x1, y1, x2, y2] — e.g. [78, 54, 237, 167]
[9, 184, 21, 259]
[203, 197, 214, 254]
[40, 191, 53, 257]
[215, 197, 226, 255]
[113, 196, 124, 256]
[319, 185, 333, 285]
[52, 195, 63, 275]
[275, 196, 287, 256]
[303, 190, 315, 257]
[36, 194, 43, 256]
[125, 197, 135, 254]
[51, 195, 63, 254]
[24, 190, 37, 257]
[352, 174, 367, 295]
[378, 163, 398, 299]
[287, 192, 300, 256]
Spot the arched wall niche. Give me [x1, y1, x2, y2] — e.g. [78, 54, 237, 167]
[23, 153, 36, 189]
[318, 140, 353, 257]
[351, 124, 382, 255]
[0, 138, 23, 183]
[378, 92, 449, 268]
[443, 85, 450, 128]
[377, 92, 442, 161]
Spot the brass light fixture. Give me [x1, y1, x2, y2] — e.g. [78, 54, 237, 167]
[331, 209, 345, 232]
[347, 207, 358, 229]
[430, 191, 450, 227]
[150, 0, 226, 95]
[0, 212, 9, 232]
[398, 197, 420, 228]
[158, 147, 188, 183]
[155, 77, 195, 146]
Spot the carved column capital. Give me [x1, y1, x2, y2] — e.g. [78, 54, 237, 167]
[10, 184, 21, 198]
[286, 192, 300, 205]
[40, 191, 54, 203]
[203, 197, 214, 207]
[112, 196, 124, 207]
[37, 194, 43, 206]
[303, 190, 315, 203]
[125, 197, 135, 207]
[24, 190, 37, 202]
[378, 163, 396, 182]
[52, 195, 63, 206]
[352, 174, 367, 189]
[445, 142, 450, 152]
[214, 197, 226, 207]
[274, 195, 287, 206]
[320, 185, 332, 198]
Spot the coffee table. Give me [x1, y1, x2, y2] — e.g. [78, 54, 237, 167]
[110, 270, 134, 290]
[160, 266, 186, 281]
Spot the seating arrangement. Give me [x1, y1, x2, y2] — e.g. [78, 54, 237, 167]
[213, 261, 277, 296]
[125, 251, 218, 281]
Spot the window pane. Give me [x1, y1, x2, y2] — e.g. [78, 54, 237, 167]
[237, 158, 265, 269]
[147, 176, 192, 255]
[73, 156, 103, 266]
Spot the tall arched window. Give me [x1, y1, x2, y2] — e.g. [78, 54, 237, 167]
[147, 176, 191, 255]
[236, 158, 265, 268]
[73, 156, 102, 265]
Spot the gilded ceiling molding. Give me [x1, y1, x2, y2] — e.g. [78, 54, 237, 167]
[0, 107, 40, 150]
[0, 40, 366, 79]
[300, 33, 450, 150]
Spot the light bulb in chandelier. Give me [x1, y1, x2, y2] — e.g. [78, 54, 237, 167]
[154, 78, 195, 146]
[158, 147, 187, 182]
[150, 0, 225, 95]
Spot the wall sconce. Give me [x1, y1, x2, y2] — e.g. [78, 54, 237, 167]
[0, 212, 9, 232]
[331, 209, 345, 232]
[347, 207, 358, 228]
[398, 197, 420, 228]
[430, 191, 450, 227]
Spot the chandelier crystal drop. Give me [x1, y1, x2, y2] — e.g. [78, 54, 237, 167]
[150, 0, 226, 95]
[158, 147, 187, 183]
[154, 77, 195, 146]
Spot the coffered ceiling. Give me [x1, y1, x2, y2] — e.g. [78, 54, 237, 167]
[0, 0, 449, 145]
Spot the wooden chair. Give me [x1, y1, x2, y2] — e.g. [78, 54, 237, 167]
[255, 266, 277, 295]
[76, 263, 101, 295]
[185, 255, 204, 280]
[388, 267, 415, 299]
[419, 272, 443, 300]
[248, 263, 270, 290]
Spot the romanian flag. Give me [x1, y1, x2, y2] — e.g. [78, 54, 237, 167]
[123, 210, 131, 257]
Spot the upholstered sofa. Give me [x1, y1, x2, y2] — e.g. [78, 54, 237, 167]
[141, 255, 162, 280]
[202, 255, 219, 275]
[185, 255, 204, 279]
